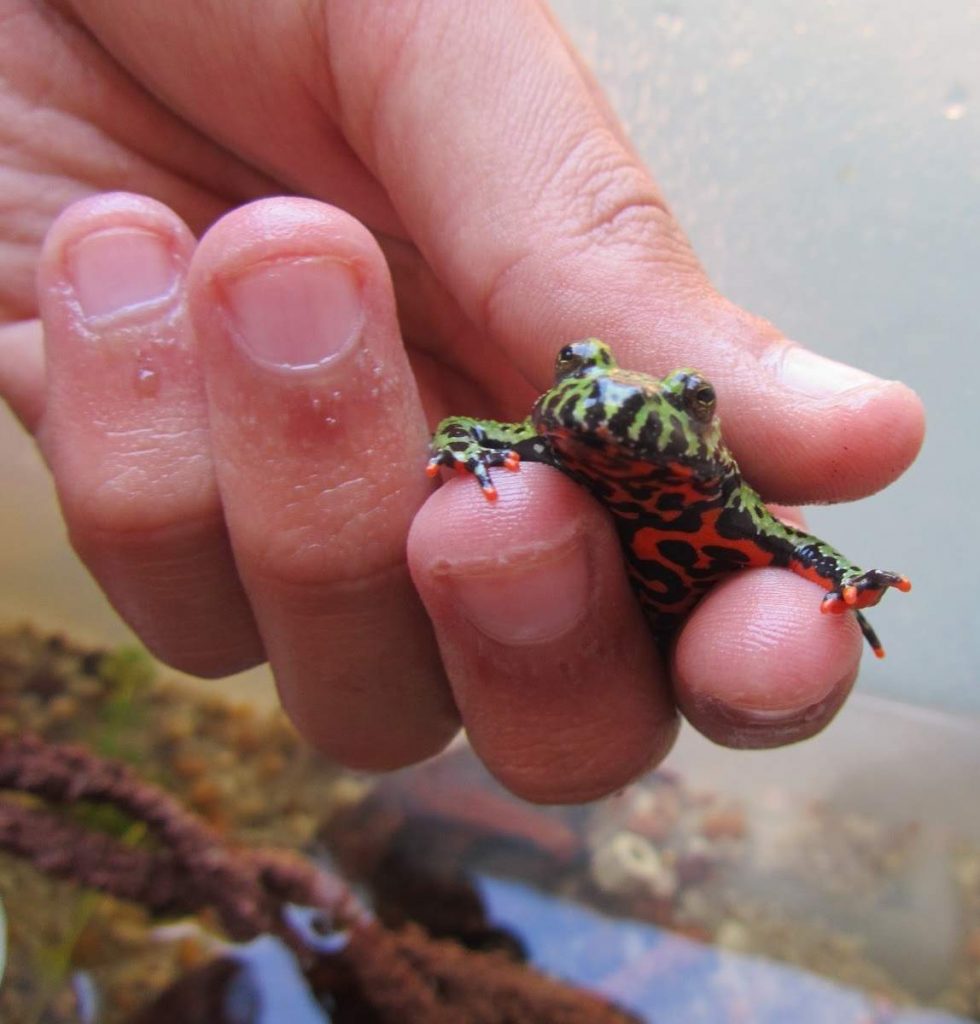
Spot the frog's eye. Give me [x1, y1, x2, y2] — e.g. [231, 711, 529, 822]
[683, 376, 717, 422]
[557, 345, 578, 366]
[555, 339, 611, 381]
[554, 344, 585, 380]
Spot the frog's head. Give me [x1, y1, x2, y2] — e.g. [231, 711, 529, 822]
[614, 366, 725, 467]
[540, 340, 728, 475]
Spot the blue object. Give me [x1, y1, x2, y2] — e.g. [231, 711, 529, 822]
[477, 876, 968, 1024]
[223, 935, 332, 1024]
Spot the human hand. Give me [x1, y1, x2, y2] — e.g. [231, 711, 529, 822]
[0, 1, 923, 801]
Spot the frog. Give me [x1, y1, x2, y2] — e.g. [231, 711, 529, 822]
[426, 339, 910, 657]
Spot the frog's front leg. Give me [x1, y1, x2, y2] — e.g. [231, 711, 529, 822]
[427, 416, 549, 501]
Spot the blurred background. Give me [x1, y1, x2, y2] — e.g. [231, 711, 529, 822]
[1, 0, 978, 709]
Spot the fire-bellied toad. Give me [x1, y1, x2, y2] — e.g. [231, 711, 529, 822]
[427, 339, 910, 656]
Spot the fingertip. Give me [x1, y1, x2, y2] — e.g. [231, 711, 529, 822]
[410, 466, 597, 648]
[815, 377, 926, 500]
[655, 306, 927, 505]
[409, 463, 550, 570]
[862, 378, 926, 488]
[410, 464, 678, 803]
[673, 569, 862, 749]
[37, 191, 203, 532]
[37, 193, 199, 474]
[736, 370, 927, 504]
[190, 196, 383, 281]
[40, 192, 197, 251]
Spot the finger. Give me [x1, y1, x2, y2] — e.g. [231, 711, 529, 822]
[0, 0, 277, 323]
[409, 464, 678, 804]
[188, 197, 458, 770]
[36, 192, 264, 676]
[673, 568, 860, 748]
[0, 319, 45, 432]
[67, 0, 401, 236]
[323, 2, 924, 503]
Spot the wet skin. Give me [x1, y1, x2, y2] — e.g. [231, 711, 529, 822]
[428, 339, 910, 656]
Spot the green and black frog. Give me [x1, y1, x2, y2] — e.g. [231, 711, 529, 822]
[427, 339, 909, 655]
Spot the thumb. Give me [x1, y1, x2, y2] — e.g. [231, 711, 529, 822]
[324, 1, 924, 503]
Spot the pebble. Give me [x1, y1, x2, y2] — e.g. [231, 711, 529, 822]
[47, 694, 80, 723]
[67, 676, 103, 700]
[161, 713, 196, 743]
[172, 752, 209, 781]
[715, 918, 751, 952]
[591, 831, 678, 899]
[700, 806, 747, 841]
[189, 778, 224, 810]
[231, 720, 263, 755]
[176, 935, 210, 972]
[258, 751, 287, 780]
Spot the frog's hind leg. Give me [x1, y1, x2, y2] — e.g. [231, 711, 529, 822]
[855, 611, 886, 660]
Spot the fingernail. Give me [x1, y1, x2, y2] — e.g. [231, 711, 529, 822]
[718, 673, 843, 719]
[223, 257, 364, 370]
[776, 345, 881, 398]
[687, 683, 849, 748]
[449, 546, 591, 645]
[68, 228, 178, 320]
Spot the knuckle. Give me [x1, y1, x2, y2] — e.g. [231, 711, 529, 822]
[67, 471, 213, 540]
[53, 422, 216, 536]
[479, 127, 702, 337]
[565, 139, 667, 240]
[548, 127, 688, 259]
[234, 479, 419, 590]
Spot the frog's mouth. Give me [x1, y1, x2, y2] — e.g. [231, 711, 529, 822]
[549, 421, 727, 493]
[550, 424, 673, 470]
